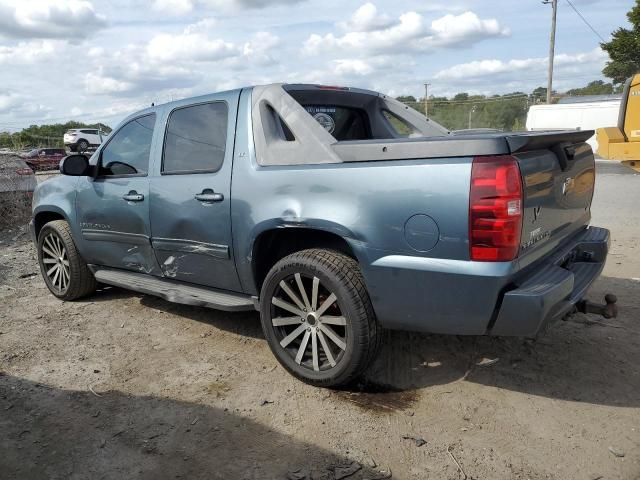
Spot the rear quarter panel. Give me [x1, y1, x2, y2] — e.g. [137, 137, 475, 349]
[232, 88, 505, 334]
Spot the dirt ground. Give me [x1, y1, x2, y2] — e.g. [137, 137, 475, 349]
[1, 162, 639, 480]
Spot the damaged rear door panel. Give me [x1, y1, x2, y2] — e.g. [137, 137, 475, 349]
[148, 91, 242, 292]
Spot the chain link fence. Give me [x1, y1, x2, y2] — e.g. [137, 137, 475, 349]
[0, 154, 35, 229]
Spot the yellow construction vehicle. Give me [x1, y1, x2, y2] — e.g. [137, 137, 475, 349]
[597, 73, 640, 172]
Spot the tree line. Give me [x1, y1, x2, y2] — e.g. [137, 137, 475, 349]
[396, 80, 621, 132]
[0, 121, 112, 151]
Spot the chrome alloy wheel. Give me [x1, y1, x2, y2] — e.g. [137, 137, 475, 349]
[41, 232, 70, 292]
[270, 273, 348, 372]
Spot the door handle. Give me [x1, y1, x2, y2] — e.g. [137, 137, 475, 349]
[123, 191, 144, 202]
[195, 189, 224, 203]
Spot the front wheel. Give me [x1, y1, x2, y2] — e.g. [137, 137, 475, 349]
[37, 220, 97, 300]
[260, 249, 381, 387]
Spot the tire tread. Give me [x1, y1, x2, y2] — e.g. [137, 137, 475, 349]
[39, 220, 97, 300]
[261, 248, 381, 387]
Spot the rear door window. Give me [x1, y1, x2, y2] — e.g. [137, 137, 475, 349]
[162, 102, 228, 174]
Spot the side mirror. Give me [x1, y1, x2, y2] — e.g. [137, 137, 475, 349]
[60, 154, 90, 176]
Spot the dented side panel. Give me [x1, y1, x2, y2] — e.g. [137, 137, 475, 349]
[148, 90, 243, 292]
[231, 88, 472, 296]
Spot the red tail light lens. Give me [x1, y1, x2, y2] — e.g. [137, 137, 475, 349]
[16, 168, 33, 175]
[469, 155, 523, 261]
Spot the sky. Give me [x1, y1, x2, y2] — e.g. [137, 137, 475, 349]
[0, 0, 635, 130]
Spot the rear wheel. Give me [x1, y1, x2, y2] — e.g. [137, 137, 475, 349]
[77, 139, 89, 153]
[37, 220, 97, 300]
[260, 249, 381, 387]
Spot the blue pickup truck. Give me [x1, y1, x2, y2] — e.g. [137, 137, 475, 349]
[31, 84, 613, 386]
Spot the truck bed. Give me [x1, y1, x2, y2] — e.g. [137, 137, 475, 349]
[332, 130, 595, 162]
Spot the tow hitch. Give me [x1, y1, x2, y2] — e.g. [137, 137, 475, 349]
[576, 294, 618, 319]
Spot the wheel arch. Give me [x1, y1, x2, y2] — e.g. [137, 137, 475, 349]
[33, 208, 68, 240]
[251, 226, 361, 294]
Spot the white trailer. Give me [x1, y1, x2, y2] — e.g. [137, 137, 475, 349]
[526, 100, 620, 152]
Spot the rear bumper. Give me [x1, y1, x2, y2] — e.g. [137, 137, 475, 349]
[362, 226, 609, 337]
[490, 226, 609, 336]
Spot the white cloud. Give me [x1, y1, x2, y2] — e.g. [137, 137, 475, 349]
[147, 32, 237, 63]
[424, 11, 509, 48]
[84, 19, 281, 96]
[242, 31, 280, 65]
[0, 0, 106, 39]
[0, 40, 57, 65]
[0, 90, 22, 113]
[152, 0, 193, 15]
[184, 17, 217, 34]
[304, 8, 508, 56]
[434, 48, 607, 81]
[0, 90, 51, 117]
[84, 58, 199, 96]
[152, 0, 304, 14]
[338, 3, 394, 32]
[332, 59, 375, 76]
[85, 71, 135, 95]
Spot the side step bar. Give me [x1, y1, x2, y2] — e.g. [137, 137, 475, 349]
[92, 267, 255, 312]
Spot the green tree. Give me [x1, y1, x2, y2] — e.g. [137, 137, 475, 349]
[395, 95, 416, 103]
[566, 80, 615, 95]
[602, 0, 640, 84]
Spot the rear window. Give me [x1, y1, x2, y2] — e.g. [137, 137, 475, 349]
[303, 105, 370, 141]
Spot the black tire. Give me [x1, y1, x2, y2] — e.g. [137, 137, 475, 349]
[37, 220, 97, 300]
[260, 249, 381, 387]
[77, 139, 89, 153]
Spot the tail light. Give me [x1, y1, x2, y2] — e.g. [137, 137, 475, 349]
[16, 167, 33, 175]
[469, 155, 523, 261]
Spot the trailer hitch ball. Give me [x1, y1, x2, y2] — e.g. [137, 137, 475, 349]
[577, 294, 618, 319]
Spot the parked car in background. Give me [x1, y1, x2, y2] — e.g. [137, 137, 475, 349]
[0, 154, 36, 227]
[64, 128, 108, 152]
[22, 148, 66, 172]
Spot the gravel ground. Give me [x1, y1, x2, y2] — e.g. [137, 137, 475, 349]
[1, 161, 639, 480]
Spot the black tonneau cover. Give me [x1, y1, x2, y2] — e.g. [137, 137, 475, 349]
[331, 130, 595, 162]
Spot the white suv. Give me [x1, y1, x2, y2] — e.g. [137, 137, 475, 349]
[63, 129, 108, 152]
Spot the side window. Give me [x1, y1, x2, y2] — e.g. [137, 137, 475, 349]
[162, 102, 228, 174]
[382, 110, 421, 138]
[100, 114, 156, 176]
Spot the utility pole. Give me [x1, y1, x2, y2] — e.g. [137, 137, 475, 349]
[424, 83, 430, 118]
[544, 0, 558, 104]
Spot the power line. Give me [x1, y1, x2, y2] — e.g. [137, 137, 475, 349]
[565, 0, 606, 43]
